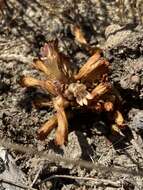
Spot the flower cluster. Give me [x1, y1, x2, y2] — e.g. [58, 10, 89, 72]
[20, 40, 124, 145]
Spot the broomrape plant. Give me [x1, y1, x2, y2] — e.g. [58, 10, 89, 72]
[20, 39, 124, 145]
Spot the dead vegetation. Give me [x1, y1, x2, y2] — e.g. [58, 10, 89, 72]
[0, 1, 143, 190]
[20, 37, 125, 145]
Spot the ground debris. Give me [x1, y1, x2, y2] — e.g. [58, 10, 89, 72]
[0, 1, 143, 190]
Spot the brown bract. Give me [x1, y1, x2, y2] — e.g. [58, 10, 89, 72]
[72, 25, 87, 45]
[20, 40, 125, 145]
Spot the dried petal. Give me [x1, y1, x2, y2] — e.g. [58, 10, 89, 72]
[67, 83, 91, 106]
[94, 102, 103, 112]
[76, 96, 84, 106]
[41, 42, 63, 80]
[86, 92, 93, 100]
[40, 40, 58, 59]
[82, 98, 88, 105]
[59, 53, 73, 80]
[104, 101, 114, 112]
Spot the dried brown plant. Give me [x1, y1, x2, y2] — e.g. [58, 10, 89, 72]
[20, 40, 125, 145]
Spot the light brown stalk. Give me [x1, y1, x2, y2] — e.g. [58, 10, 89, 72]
[53, 96, 68, 145]
[37, 99, 70, 141]
[37, 115, 57, 140]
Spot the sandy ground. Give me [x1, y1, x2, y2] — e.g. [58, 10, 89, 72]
[0, 0, 143, 190]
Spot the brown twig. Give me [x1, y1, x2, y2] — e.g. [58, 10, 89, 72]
[30, 163, 44, 188]
[0, 177, 36, 190]
[0, 139, 143, 177]
[37, 174, 121, 188]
